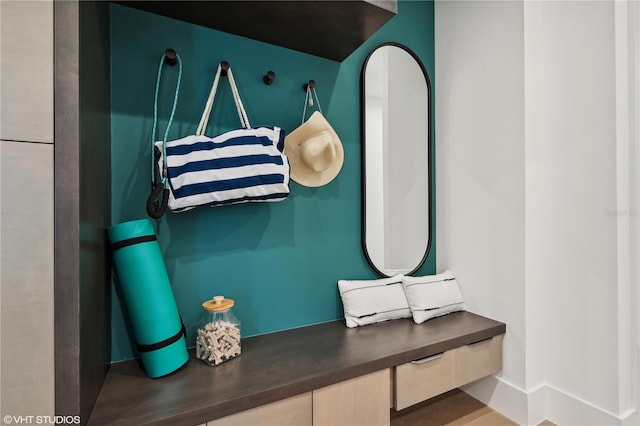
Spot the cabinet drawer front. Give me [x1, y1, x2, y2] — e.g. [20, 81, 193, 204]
[394, 350, 456, 410]
[313, 369, 390, 426]
[207, 393, 312, 426]
[455, 334, 503, 386]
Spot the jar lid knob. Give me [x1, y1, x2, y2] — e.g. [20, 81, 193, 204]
[203, 295, 234, 311]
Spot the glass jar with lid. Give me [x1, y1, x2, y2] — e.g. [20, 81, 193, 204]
[195, 295, 241, 366]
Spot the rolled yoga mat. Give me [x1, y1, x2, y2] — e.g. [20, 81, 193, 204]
[108, 219, 188, 378]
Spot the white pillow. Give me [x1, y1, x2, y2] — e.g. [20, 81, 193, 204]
[338, 275, 411, 328]
[402, 271, 465, 324]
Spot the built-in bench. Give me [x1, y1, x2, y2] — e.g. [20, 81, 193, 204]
[87, 311, 506, 425]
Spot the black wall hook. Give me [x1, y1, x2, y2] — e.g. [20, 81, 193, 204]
[263, 71, 276, 85]
[164, 48, 177, 66]
[220, 60, 230, 76]
[302, 80, 316, 92]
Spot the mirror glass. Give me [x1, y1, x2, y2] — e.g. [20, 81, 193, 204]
[361, 43, 432, 277]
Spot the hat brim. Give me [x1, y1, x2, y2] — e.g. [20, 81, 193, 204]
[284, 111, 344, 188]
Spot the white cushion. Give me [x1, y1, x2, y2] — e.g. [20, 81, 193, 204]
[402, 271, 465, 324]
[338, 275, 411, 328]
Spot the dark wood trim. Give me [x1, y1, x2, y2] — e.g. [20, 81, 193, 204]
[54, 0, 81, 417]
[55, 1, 112, 423]
[114, 0, 396, 62]
[78, 0, 112, 422]
[87, 311, 506, 426]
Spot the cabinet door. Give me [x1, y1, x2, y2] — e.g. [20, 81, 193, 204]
[0, 141, 54, 418]
[0, 1, 53, 142]
[313, 369, 390, 426]
[207, 393, 311, 426]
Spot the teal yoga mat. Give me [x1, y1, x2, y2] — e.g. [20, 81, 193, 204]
[108, 219, 188, 378]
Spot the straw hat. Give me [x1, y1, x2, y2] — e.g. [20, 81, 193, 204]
[284, 111, 344, 187]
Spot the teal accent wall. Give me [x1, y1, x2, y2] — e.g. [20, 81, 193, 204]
[110, 1, 435, 362]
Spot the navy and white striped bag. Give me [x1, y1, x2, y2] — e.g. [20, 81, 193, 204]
[153, 62, 290, 213]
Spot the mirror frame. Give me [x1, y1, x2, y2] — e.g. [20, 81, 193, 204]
[360, 42, 433, 277]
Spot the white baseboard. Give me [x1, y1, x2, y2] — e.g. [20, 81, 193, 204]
[461, 375, 531, 425]
[544, 384, 634, 426]
[623, 407, 639, 426]
[462, 376, 638, 426]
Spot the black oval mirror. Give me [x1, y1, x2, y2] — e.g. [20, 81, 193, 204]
[361, 43, 432, 277]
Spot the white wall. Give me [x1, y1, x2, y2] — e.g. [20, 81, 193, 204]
[631, 2, 640, 423]
[525, 0, 626, 419]
[436, 0, 638, 424]
[435, 0, 527, 394]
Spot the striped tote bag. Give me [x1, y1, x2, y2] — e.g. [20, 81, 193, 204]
[152, 61, 290, 214]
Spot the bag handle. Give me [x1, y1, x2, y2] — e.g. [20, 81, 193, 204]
[301, 85, 323, 125]
[147, 51, 182, 219]
[196, 63, 251, 136]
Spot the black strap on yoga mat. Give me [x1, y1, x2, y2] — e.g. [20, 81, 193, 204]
[110, 235, 157, 252]
[136, 320, 187, 353]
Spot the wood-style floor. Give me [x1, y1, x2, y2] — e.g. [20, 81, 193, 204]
[391, 388, 553, 426]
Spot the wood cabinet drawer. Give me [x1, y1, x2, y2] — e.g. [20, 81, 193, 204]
[455, 334, 503, 386]
[313, 369, 390, 426]
[394, 334, 504, 411]
[394, 350, 456, 410]
[207, 393, 311, 426]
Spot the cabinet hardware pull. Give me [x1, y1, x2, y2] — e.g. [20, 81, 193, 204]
[467, 337, 492, 347]
[411, 352, 444, 364]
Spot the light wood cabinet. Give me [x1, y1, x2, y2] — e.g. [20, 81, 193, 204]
[207, 393, 312, 426]
[394, 334, 504, 410]
[313, 369, 390, 426]
[204, 335, 503, 424]
[0, 0, 55, 418]
[395, 350, 456, 410]
[0, 0, 53, 143]
[0, 141, 55, 418]
[206, 370, 390, 426]
[455, 334, 503, 386]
